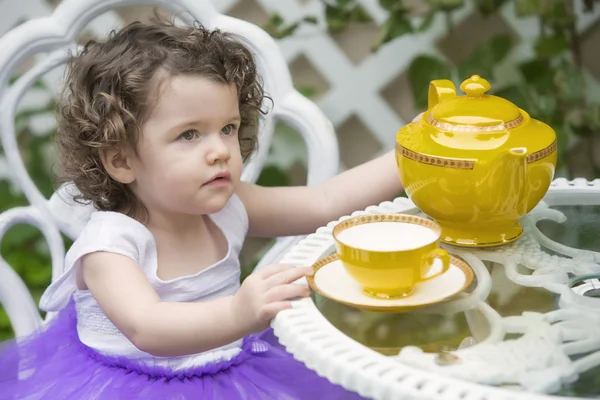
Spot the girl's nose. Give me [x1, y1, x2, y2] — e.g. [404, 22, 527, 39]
[206, 135, 231, 164]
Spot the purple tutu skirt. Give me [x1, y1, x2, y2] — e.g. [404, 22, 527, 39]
[0, 301, 365, 399]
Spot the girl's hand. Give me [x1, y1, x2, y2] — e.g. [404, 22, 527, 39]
[232, 264, 313, 334]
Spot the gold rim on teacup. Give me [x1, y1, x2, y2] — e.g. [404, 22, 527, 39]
[306, 253, 474, 312]
[332, 213, 442, 252]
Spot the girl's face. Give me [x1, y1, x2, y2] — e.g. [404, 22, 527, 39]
[127, 74, 243, 217]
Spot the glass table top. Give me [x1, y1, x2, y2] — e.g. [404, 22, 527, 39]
[312, 205, 600, 398]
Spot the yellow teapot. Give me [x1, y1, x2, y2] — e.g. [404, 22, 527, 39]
[395, 75, 557, 247]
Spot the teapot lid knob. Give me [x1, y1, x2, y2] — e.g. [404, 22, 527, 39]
[460, 75, 491, 97]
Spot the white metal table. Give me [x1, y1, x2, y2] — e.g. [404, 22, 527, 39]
[272, 178, 600, 400]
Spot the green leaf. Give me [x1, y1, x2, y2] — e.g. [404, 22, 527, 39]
[373, 11, 413, 50]
[489, 35, 513, 62]
[534, 34, 568, 58]
[585, 103, 600, 131]
[542, 2, 575, 30]
[275, 23, 301, 39]
[418, 11, 437, 32]
[303, 16, 318, 24]
[350, 5, 373, 22]
[435, 0, 465, 12]
[270, 13, 284, 27]
[492, 85, 529, 109]
[408, 55, 453, 110]
[518, 59, 552, 85]
[256, 165, 289, 187]
[0, 181, 26, 211]
[458, 49, 493, 81]
[0, 308, 14, 341]
[378, 0, 401, 12]
[263, 14, 302, 39]
[495, 84, 559, 123]
[336, 0, 356, 9]
[477, 0, 509, 16]
[565, 104, 600, 137]
[296, 85, 317, 98]
[25, 263, 52, 286]
[514, 0, 542, 17]
[456, 34, 512, 82]
[1, 225, 40, 249]
[529, 90, 558, 119]
[554, 64, 585, 104]
[325, 4, 351, 33]
[325, 1, 372, 33]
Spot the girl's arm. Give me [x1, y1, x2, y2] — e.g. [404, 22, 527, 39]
[82, 251, 311, 357]
[238, 149, 403, 237]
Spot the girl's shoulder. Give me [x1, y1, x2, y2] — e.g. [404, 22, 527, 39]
[66, 211, 156, 270]
[39, 211, 156, 312]
[76, 211, 155, 259]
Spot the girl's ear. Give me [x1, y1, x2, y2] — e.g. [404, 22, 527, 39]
[99, 147, 136, 184]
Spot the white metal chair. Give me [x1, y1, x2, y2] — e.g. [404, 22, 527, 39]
[0, 0, 339, 338]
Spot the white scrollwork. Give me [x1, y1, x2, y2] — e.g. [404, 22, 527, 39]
[397, 306, 600, 394]
[467, 211, 600, 291]
[273, 180, 600, 400]
[396, 200, 600, 395]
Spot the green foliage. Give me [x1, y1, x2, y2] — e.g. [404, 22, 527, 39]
[476, 0, 510, 15]
[408, 56, 453, 110]
[405, 33, 513, 110]
[256, 165, 289, 187]
[310, 0, 600, 177]
[459, 35, 513, 78]
[427, 0, 465, 11]
[324, 0, 373, 34]
[371, 1, 415, 50]
[0, 80, 68, 341]
[0, 150, 56, 341]
[262, 13, 318, 39]
[374, 9, 414, 50]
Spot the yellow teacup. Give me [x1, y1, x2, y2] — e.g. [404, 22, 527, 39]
[332, 214, 450, 298]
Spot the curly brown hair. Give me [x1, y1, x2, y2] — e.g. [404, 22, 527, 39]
[55, 18, 267, 217]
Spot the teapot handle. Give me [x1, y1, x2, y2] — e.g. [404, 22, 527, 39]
[428, 80, 456, 109]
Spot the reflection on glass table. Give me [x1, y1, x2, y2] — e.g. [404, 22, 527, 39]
[311, 204, 600, 398]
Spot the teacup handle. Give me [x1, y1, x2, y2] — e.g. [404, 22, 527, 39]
[423, 248, 450, 281]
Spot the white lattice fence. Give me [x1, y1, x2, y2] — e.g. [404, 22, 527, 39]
[2, 0, 600, 178]
[230, 0, 600, 168]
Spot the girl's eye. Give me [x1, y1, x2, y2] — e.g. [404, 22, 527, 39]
[179, 130, 199, 141]
[221, 124, 236, 136]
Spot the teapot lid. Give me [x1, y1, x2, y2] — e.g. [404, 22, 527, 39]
[429, 75, 524, 133]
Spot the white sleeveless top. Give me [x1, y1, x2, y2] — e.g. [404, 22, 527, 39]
[39, 194, 248, 370]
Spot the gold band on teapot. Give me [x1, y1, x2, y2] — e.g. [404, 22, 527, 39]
[426, 113, 525, 133]
[395, 143, 475, 170]
[396, 139, 557, 169]
[526, 140, 557, 163]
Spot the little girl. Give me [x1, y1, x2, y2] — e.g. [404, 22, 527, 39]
[0, 19, 403, 399]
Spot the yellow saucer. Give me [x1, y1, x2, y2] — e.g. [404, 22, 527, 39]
[307, 254, 474, 312]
